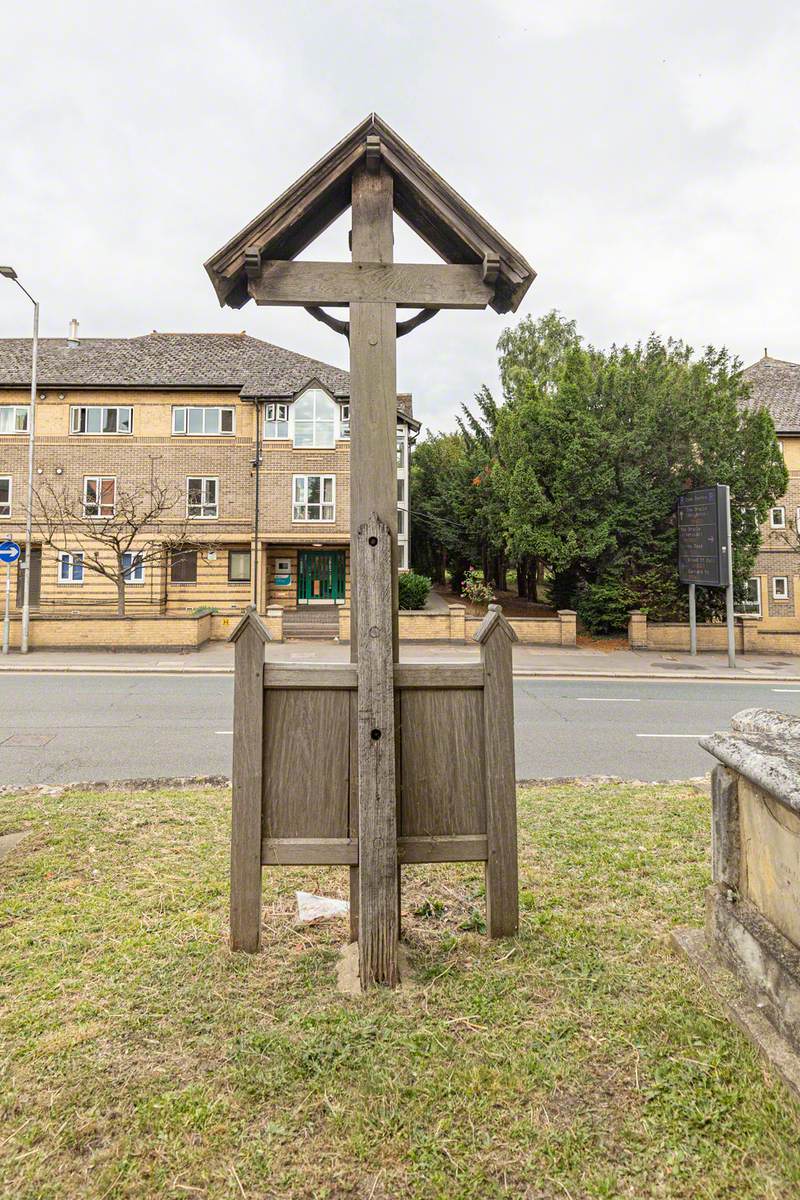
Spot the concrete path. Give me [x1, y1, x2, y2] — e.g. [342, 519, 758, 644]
[1, 639, 800, 680]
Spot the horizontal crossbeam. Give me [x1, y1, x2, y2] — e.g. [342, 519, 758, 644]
[263, 663, 485, 689]
[261, 834, 488, 866]
[248, 260, 493, 309]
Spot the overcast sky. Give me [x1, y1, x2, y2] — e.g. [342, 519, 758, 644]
[2, 0, 797, 432]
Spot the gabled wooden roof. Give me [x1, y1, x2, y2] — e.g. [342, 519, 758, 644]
[205, 114, 535, 316]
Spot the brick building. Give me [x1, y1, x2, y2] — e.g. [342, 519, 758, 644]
[739, 354, 800, 623]
[0, 329, 418, 627]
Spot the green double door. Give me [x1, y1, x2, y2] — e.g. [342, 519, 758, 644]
[298, 550, 346, 603]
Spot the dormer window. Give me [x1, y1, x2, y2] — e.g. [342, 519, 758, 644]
[293, 388, 335, 448]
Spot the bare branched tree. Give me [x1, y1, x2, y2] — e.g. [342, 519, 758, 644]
[32, 480, 202, 615]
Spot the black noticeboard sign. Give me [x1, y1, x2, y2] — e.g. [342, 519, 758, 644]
[677, 485, 732, 588]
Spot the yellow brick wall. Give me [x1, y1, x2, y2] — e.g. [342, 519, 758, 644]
[0, 387, 373, 616]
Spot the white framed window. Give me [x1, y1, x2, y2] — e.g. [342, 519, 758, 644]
[59, 551, 84, 584]
[0, 476, 10, 518]
[292, 474, 335, 522]
[172, 406, 234, 436]
[122, 551, 145, 583]
[84, 476, 116, 517]
[187, 477, 218, 519]
[770, 506, 786, 529]
[0, 405, 29, 434]
[795, 507, 800, 533]
[778, 440, 784, 457]
[398, 542, 408, 570]
[228, 548, 251, 583]
[293, 388, 335, 448]
[736, 577, 761, 617]
[70, 405, 132, 435]
[773, 576, 789, 601]
[339, 404, 350, 439]
[264, 403, 289, 439]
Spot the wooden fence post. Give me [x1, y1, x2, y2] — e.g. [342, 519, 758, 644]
[475, 604, 519, 937]
[228, 606, 270, 952]
[357, 513, 399, 987]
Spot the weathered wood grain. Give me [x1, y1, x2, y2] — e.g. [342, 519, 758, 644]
[230, 609, 268, 952]
[260, 835, 488, 866]
[263, 690, 349, 838]
[262, 837, 359, 866]
[356, 512, 399, 987]
[398, 834, 487, 863]
[400, 688, 486, 837]
[349, 163, 400, 964]
[479, 605, 519, 937]
[248, 260, 493, 308]
[261, 663, 483, 690]
[348, 689, 359, 942]
[264, 664, 357, 689]
[396, 664, 484, 689]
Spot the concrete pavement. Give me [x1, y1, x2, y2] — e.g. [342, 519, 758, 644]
[1, 639, 800, 679]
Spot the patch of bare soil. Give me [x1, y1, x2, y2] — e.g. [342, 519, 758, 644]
[433, 583, 556, 619]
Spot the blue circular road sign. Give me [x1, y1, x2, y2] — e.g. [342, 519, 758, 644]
[0, 540, 21, 565]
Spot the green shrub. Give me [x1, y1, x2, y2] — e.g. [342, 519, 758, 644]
[398, 571, 431, 610]
[191, 605, 219, 617]
[574, 579, 636, 634]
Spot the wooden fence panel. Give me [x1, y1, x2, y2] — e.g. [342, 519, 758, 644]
[399, 688, 486, 837]
[263, 690, 350, 838]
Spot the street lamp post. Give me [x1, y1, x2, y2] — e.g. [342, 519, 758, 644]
[0, 267, 39, 653]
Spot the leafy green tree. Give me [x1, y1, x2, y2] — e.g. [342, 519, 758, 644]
[493, 326, 787, 630]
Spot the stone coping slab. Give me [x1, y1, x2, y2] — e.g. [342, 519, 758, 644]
[701, 708, 800, 816]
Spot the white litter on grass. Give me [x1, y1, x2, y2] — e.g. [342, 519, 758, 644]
[295, 891, 350, 924]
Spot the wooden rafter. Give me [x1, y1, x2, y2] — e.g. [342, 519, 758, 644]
[205, 113, 535, 314]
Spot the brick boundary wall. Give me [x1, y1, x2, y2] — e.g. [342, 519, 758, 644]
[627, 610, 800, 655]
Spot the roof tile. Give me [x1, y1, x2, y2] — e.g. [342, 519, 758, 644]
[741, 356, 800, 433]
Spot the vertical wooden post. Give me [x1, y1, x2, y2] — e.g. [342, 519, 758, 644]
[228, 606, 270, 952]
[348, 160, 400, 976]
[356, 514, 399, 986]
[476, 604, 519, 937]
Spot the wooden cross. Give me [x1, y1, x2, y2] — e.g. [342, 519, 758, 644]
[209, 115, 534, 987]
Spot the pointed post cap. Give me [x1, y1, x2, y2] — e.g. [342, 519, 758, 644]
[228, 604, 272, 645]
[473, 603, 517, 645]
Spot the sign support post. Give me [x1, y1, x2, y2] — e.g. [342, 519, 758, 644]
[2, 562, 10, 655]
[724, 485, 735, 670]
[0, 540, 21, 655]
[688, 583, 697, 656]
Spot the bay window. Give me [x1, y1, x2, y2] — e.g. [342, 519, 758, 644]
[293, 388, 335, 448]
[264, 403, 289, 439]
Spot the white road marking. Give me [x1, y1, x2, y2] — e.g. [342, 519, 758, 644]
[576, 697, 640, 702]
[636, 733, 707, 738]
[773, 689, 800, 693]
[215, 730, 233, 735]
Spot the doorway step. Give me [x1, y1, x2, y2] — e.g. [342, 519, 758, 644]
[282, 605, 340, 640]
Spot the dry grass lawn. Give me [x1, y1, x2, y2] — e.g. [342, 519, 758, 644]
[1, 781, 799, 1199]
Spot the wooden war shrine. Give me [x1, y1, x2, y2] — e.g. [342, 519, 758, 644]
[208, 114, 535, 988]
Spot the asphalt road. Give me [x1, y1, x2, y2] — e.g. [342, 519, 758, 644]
[1, 674, 799, 788]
